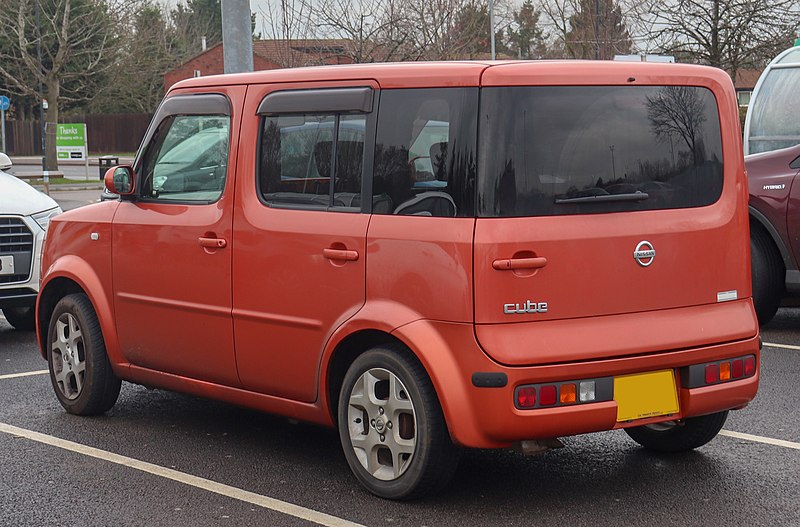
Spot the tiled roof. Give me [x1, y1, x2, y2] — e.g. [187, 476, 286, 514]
[732, 69, 763, 90]
[252, 39, 353, 66]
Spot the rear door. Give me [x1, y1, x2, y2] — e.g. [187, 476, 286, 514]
[232, 81, 377, 402]
[474, 63, 752, 366]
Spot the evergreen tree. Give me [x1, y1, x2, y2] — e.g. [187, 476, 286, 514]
[565, 0, 632, 59]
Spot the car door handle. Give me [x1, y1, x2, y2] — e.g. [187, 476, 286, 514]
[492, 257, 547, 270]
[323, 248, 359, 262]
[199, 236, 227, 249]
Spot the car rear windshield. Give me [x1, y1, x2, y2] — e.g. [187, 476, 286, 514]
[478, 86, 724, 217]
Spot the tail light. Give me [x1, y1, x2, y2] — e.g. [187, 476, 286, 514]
[682, 355, 757, 389]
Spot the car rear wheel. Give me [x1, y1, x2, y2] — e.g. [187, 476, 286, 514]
[624, 411, 728, 452]
[2, 306, 36, 331]
[337, 345, 459, 500]
[750, 225, 784, 325]
[47, 294, 121, 415]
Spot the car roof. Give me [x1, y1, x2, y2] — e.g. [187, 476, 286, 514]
[171, 60, 730, 92]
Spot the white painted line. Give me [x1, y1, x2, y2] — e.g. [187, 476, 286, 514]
[0, 422, 365, 527]
[720, 430, 800, 451]
[0, 369, 49, 380]
[763, 342, 800, 352]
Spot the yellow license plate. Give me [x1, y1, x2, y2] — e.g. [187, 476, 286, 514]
[614, 370, 679, 422]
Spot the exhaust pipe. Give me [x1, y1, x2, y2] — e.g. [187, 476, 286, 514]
[514, 438, 565, 455]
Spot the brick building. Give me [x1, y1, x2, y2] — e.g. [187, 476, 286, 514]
[164, 39, 354, 91]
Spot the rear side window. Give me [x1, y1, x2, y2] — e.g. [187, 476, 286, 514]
[260, 114, 366, 209]
[373, 88, 478, 217]
[478, 86, 724, 217]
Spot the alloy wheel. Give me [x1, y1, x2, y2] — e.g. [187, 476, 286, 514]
[346, 368, 417, 481]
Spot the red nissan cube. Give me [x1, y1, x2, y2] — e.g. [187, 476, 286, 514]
[37, 61, 759, 499]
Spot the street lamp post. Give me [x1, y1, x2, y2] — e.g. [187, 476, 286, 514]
[489, 0, 496, 60]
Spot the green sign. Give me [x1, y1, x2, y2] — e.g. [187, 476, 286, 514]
[56, 123, 87, 160]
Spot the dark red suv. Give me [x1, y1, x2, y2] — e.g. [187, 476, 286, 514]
[747, 143, 800, 324]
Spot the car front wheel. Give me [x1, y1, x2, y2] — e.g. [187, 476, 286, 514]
[338, 345, 459, 500]
[47, 294, 121, 415]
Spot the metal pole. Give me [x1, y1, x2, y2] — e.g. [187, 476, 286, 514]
[221, 0, 254, 74]
[489, 0, 496, 60]
[36, 0, 45, 170]
[1, 109, 6, 153]
[594, 0, 600, 60]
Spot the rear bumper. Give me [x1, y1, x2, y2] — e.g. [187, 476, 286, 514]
[395, 320, 760, 449]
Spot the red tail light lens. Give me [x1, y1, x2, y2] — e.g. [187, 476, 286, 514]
[732, 359, 744, 379]
[517, 387, 536, 408]
[744, 356, 756, 377]
[705, 364, 719, 384]
[539, 385, 557, 406]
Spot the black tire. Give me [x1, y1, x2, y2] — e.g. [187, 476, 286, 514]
[46, 294, 121, 415]
[2, 306, 36, 331]
[624, 411, 728, 452]
[337, 345, 459, 500]
[750, 225, 784, 325]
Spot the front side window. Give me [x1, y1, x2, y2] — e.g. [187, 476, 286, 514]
[140, 114, 230, 202]
[260, 113, 366, 209]
[372, 88, 478, 217]
[478, 86, 724, 217]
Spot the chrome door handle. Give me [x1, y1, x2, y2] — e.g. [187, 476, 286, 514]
[323, 248, 359, 262]
[199, 237, 227, 249]
[492, 257, 547, 270]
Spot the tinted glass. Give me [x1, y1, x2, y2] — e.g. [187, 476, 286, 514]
[140, 115, 229, 202]
[478, 86, 724, 217]
[748, 68, 800, 154]
[260, 114, 365, 209]
[373, 88, 477, 217]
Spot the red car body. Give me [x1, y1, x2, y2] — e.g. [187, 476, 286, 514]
[37, 61, 759, 498]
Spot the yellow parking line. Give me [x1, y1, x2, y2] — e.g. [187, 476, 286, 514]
[0, 422, 365, 527]
[0, 370, 48, 380]
[720, 430, 800, 450]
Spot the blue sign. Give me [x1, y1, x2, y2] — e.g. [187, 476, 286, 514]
[0, 96, 9, 111]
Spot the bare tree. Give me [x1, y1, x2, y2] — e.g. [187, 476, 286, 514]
[308, 0, 413, 62]
[647, 86, 707, 165]
[641, 0, 800, 80]
[259, 0, 316, 67]
[0, 0, 125, 169]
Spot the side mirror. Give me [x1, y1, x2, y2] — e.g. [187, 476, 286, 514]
[105, 165, 136, 196]
[0, 152, 12, 171]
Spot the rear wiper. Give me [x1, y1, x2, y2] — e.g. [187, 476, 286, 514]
[554, 192, 649, 204]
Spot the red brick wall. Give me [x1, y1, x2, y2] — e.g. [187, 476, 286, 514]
[163, 47, 281, 91]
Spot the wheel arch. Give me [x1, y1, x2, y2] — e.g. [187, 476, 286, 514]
[749, 206, 793, 271]
[321, 313, 481, 447]
[325, 329, 409, 424]
[37, 256, 121, 367]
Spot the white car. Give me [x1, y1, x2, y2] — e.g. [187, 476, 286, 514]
[0, 153, 62, 330]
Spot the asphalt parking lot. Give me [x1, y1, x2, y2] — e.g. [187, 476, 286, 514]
[1, 309, 799, 527]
